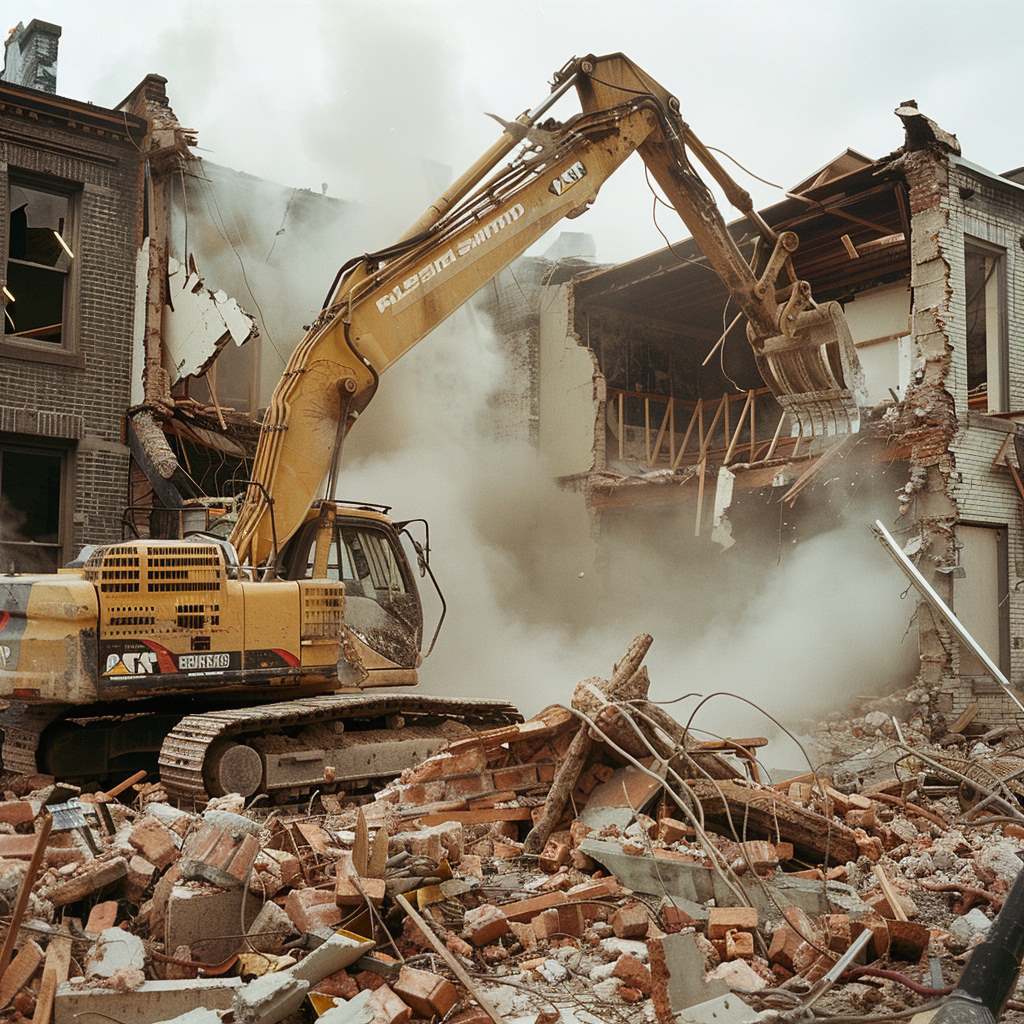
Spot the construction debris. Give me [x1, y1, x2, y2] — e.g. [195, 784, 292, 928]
[3, 635, 1024, 1022]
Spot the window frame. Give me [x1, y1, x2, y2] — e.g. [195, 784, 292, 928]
[963, 236, 1009, 414]
[1, 171, 83, 367]
[0, 436, 74, 572]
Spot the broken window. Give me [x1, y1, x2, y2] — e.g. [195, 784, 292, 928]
[4, 179, 75, 345]
[965, 241, 1007, 412]
[0, 442, 66, 572]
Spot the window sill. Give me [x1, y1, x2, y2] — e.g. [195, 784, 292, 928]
[0, 339, 83, 368]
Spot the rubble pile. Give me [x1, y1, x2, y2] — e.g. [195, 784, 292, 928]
[4, 636, 1024, 1022]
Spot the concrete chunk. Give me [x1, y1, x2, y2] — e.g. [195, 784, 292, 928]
[232, 970, 309, 1024]
[85, 927, 146, 981]
[318, 989, 375, 1024]
[164, 883, 260, 965]
[54, 978, 241, 1024]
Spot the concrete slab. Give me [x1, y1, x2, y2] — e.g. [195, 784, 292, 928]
[580, 838, 869, 922]
[54, 978, 240, 1024]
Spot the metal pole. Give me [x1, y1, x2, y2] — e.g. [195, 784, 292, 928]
[872, 520, 1024, 715]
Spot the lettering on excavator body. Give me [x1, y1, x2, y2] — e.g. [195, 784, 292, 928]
[376, 202, 527, 314]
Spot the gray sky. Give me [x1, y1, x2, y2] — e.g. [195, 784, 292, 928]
[22, 0, 1024, 262]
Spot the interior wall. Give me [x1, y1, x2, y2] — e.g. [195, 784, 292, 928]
[841, 282, 912, 406]
[538, 284, 602, 478]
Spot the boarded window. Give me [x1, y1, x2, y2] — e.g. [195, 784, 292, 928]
[4, 181, 74, 345]
[0, 444, 65, 572]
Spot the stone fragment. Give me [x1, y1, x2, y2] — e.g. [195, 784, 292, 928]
[244, 900, 293, 955]
[705, 959, 767, 993]
[85, 928, 146, 982]
[285, 887, 343, 933]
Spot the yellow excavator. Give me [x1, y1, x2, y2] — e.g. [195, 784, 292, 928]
[0, 54, 865, 804]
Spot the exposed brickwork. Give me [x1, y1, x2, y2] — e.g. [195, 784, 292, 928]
[0, 90, 143, 561]
[943, 162, 1024, 723]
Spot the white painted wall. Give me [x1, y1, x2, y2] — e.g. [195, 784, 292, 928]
[842, 283, 912, 405]
[955, 524, 1005, 678]
[538, 284, 600, 478]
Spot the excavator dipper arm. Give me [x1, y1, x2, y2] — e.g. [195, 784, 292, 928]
[231, 54, 864, 571]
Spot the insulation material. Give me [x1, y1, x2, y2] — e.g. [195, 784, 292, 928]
[163, 256, 258, 384]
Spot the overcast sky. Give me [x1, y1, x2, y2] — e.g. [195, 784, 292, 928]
[21, 0, 1024, 263]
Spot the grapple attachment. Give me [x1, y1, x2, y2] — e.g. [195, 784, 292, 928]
[751, 300, 867, 439]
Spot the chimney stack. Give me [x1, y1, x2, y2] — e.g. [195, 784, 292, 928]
[2, 19, 61, 94]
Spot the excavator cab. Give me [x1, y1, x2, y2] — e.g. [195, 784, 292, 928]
[278, 503, 429, 687]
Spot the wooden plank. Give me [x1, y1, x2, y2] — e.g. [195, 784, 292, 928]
[724, 390, 753, 465]
[840, 233, 860, 260]
[949, 703, 978, 735]
[396, 895, 507, 1024]
[671, 398, 702, 469]
[872, 865, 908, 922]
[0, 815, 50, 979]
[649, 398, 673, 467]
[0, 941, 42, 1011]
[31, 929, 72, 1024]
[694, 457, 706, 537]
[617, 392, 624, 461]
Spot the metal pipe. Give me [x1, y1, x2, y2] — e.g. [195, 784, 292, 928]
[872, 520, 1024, 715]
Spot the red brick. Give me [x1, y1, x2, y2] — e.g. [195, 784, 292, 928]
[707, 907, 757, 940]
[129, 817, 179, 870]
[367, 983, 413, 1024]
[463, 904, 509, 947]
[612, 953, 652, 995]
[610, 902, 649, 940]
[393, 966, 458, 1018]
[85, 900, 118, 934]
[285, 888, 343, 933]
[0, 800, 34, 827]
[658, 818, 693, 844]
[533, 904, 584, 939]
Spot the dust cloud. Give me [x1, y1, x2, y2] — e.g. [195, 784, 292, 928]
[340, 305, 918, 765]
[143, 7, 918, 759]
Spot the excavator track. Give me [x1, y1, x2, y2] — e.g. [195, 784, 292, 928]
[159, 693, 521, 806]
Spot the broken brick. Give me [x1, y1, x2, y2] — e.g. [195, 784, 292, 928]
[285, 887, 343, 933]
[128, 817, 179, 871]
[0, 801, 34, 827]
[463, 904, 510, 947]
[393, 965, 458, 1019]
[538, 839, 569, 873]
[85, 901, 118, 935]
[610, 902, 649, 940]
[725, 929, 754, 960]
[367, 983, 413, 1024]
[612, 953, 652, 995]
[707, 906, 757, 940]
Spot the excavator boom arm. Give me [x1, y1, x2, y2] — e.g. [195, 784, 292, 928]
[231, 54, 864, 570]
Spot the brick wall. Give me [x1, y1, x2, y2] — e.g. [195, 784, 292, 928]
[0, 104, 142, 559]
[942, 162, 1024, 723]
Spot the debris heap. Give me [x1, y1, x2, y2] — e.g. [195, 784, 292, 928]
[4, 635, 1024, 1022]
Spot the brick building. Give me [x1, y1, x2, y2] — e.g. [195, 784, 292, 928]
[487, 107, 1024, 726]
[0, 21, 145, 571]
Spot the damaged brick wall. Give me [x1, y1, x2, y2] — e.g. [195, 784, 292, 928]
[894, 108, 1024, 726]
[0, 103, 143, 558]
[946, 160, 1024, 723]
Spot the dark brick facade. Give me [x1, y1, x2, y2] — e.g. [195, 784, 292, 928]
[0, 81, 145, 564]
